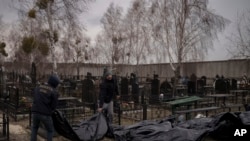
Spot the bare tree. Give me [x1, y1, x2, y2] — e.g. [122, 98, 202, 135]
[123, 0, 152, 65]
[149, 0, 228, 95]
[74, 34, 91, 79]
[94, 33, 111, 64]
[10, 14, 51, 67]
[0, 16, 8, 60]
[228, 10, 250, 59]
[0, 15, 4, 33]
[99, 3, 124, 69]
[15, 0, 93, 73]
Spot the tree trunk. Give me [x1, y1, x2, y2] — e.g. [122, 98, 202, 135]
[46, 1, 56, 73]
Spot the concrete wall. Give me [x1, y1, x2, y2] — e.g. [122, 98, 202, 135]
[3, 59, 249, 81]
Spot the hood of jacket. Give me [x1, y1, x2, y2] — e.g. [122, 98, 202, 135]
[48, 75, 60, 88]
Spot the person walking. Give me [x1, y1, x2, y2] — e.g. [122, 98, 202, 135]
[30, 74, 60, 141]
[98, 71, 119, 123]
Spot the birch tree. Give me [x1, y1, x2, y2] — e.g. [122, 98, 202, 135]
[96, 3, 124, 70]
[0, 16, 8, 60]
[123, 0, 152, 65]
[149, 0, 228, 95]
[16, 0, 93, 73]
[228, 10, 250, 59]
[74, 34, 90, 79]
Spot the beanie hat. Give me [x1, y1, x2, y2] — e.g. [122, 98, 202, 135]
[105, 71, 112, 77]
[48, 75, 60, 88]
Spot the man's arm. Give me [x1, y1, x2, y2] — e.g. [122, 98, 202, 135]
[99, 83, 106, 108]
[51, 91, 59, 111]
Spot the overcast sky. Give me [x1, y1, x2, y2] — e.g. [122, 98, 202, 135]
[1, 0, 250, 61]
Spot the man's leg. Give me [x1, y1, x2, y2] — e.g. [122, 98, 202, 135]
[30, 114, 40, 141]
[102, 101, 114, 123]
[107, 101, 114, 123]
[40, 115, 54, 141]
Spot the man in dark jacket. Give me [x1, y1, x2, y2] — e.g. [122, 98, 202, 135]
[98, 71, 119, 123]
[30, 75, 60, 141]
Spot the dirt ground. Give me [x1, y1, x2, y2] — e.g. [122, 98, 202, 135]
[4, 117, 113, 141]
[5, 116, 216, 141]
[6, 119, 215, 141]
[5, 118, 68, 141]
[2, 107, 230, 141]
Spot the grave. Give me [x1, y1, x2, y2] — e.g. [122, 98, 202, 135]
[120, 77, 129, 101]
[160, 78, 172, 99]
[82, 72, 96, 104]
[214, 77, 230, 94]
[30, 62, 36, 84]
[150, 74, 160, 104]
[130, 73, 139, 104]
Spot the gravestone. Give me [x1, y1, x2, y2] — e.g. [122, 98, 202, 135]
[214, 77, 229, 94]
[225, 79, 230, 93]
[196, 76, 206, 95]
[188, 73, 197, 95]
[201, 76, 207, 86]
[130, 73, 139, 104]
[7, 86, 19, 108]
[120, 77, 129, 101]
[231, 79, 237, 90]
[82, 72, 96, 104]
[31, 62, 36, 84]
[0, 66, 3, 98]
[150, 74, 160, 104]
[0, 66, 6, 99]
[160, 79, 172, 99]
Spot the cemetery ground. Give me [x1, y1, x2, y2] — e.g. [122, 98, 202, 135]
[2, 106, 243, 141]
[1, 112, 112, 141]
[3, 107, 168, 141]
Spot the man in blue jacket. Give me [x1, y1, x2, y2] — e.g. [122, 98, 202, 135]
[30, 75, 60, 141]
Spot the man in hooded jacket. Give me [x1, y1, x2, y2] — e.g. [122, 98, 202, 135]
[30, 75, 60, 141]
[98, 71, 119, 123]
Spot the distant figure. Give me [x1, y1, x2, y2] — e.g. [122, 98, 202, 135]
[181, 76, 189, 85]
[213, 74, 220, 88]
[146, 74, 152, 82]
[30, 75, 60, 141]
[241, 73, 248, 85]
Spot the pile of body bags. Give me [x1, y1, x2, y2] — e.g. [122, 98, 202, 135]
[52, 110, 250, 141]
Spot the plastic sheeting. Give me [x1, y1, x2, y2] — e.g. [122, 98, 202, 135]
[240, 111, 250, 125]
[52, 110, 108, 141]
[52, 110, 81, 141]
[176, 112, 249, 141]
[73, 113, 108, 141]
[52, 109, 250, 141]
[113, 111, 250, 141]
[113, 120, 207, 141]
